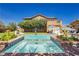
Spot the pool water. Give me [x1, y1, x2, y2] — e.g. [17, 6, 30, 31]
[3, 34, 64, 53]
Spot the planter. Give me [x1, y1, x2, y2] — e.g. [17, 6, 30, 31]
[7, 35, 24, 47]
[0, 35, 24, 52]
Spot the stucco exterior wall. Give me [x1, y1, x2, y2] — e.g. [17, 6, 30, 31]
[47, 20, 58, 32]
[47, 20, 62, 35]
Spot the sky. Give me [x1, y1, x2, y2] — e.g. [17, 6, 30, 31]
[0, 3, 79, 25]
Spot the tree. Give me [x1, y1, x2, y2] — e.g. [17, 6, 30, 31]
[33, 19, 47, 31]
[19, 20, 33, 29]
[18, 19, 47, 32]
[0, 21, 5, 32]
[6, 22, 17, 31]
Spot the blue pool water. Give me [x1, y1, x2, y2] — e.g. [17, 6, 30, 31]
[3, 34, 64, 53]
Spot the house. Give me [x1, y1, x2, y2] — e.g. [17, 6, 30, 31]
[24, 14, 62, 35]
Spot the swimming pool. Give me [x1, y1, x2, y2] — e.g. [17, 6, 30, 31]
[3, 34, 64, 53]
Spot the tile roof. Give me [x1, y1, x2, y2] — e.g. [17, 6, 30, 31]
[24, 14, 57, 20]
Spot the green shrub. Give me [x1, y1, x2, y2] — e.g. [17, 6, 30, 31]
[68, 36, 78, 41]
[59, 35, 68, 41]
[1, 32, 16, 41]
[59, 35, 78, 41]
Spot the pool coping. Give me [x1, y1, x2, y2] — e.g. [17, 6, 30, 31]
[8, 35, 24, 44]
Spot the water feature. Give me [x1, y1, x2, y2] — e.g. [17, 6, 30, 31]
[2, 34, 64, 53]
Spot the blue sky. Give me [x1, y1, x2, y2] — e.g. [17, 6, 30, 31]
[0, 3, 79, 25]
